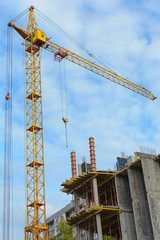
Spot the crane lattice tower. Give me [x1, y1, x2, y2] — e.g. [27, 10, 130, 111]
[24, 6, 48, 240]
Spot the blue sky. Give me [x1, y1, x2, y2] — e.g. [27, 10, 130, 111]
[1, 0, 160, 239]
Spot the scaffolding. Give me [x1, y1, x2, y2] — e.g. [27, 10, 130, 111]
[61, 171, 122, 239]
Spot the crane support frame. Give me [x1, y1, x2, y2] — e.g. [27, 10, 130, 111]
[24, 7, 48, 240]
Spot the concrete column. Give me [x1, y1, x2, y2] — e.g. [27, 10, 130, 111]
[93, 178, 99, 205]
[128, 168, 154, 240]
[92, 178, 103, 240]
[141, 157, 160, 240]
[78, 164, 82, 175]
[115, 175, 137, 240]
[74, 191, 79, 214]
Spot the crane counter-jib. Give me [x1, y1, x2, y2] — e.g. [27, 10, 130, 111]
[8, 22, 157, 101]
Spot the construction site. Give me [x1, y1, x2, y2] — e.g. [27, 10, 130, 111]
[59, 138, 160, 239]
[1, 3, 160, 240]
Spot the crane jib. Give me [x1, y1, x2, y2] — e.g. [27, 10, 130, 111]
[8, 23, 157, 101]
[45, 41, 157, 101]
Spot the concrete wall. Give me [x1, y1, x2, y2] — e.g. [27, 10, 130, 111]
[127, 168, 154, 240]
[141, 157, 160, 240]
[115, 175, 137, 240]
[46, 202, 73, 236]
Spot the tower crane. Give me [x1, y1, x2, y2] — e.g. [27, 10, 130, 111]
[8, 5, 157, 240]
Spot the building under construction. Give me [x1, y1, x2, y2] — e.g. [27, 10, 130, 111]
[61, 137, 160, 240]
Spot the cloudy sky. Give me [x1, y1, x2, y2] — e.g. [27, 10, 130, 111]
[0, 0, 160, 239]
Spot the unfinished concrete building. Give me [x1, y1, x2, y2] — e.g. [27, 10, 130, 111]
[61, 137, 160, 240]
[47, 202, 73, 238]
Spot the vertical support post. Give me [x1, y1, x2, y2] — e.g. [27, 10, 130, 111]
[86, 186, 89, 208]
[88, 221, 94, 240]
[117, 215, 122, 240]
[90, 181, 94, 205]
[110, 187, 113, 205]
[71, 152, 77, 177]
[89, 137, 102, 239]
[92, 177, 103, 240]
[71, 151, 80, 240]
[105, 191, 107, 206]
[74, 191, 80, 240]
[78, 164, 82, 175]
[89, 137, 96, 171]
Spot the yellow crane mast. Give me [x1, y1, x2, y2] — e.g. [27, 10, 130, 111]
[8, 5, 157, 240]
[9, 6, 48, 240]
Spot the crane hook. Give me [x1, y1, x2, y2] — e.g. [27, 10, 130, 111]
[5, 93, 10, 100]
[62, 117, 68, 124]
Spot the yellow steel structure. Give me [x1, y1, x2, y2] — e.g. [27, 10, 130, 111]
[9, 6, 48, 240]
[24, 7, 48, 240]
[8, 5, 157, 240]
[10, 20, 157, 101]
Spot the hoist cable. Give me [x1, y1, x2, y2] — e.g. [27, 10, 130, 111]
[35, 9, 99, 63]
[59, 62, 64, 117]
[7, 28, 11, 240]
[59, 60, 69, 147]
[3, 27, 9, 240]
[64, 77, 69, 148]
[10, 27, 13, 240]
[64, 123, 68, 148]
[3, 101, 7, 240]
[11, 8, 29, 22]
[7, 100, 11, 240]
[63, 60, 68, 119]
[34, 8, 140, 83]
[3, 26, 13, 240]
[34, 9, 124, 74]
